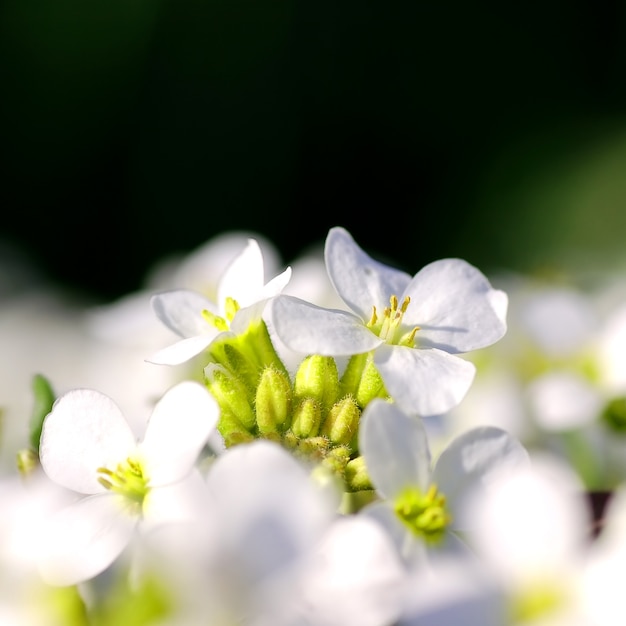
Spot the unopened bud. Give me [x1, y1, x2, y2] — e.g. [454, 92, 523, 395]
[294, 355, 340, 413]
[291, 398, 322, 438]
[345, 456, 372, 491]
[321, 396, 361, 446]
[204, 364, 255, 431]
[256, 366, 293, 434]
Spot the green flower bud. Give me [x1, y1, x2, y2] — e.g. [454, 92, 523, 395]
[204, 364, 256, 431]
[321, 445, 351, 476]
[240, 318, 289, 377]
[209, 338, 258, 393]
[296, 436, 331, 461]
[321, 396, 361, 447]
[291, 398, 322, 438]
[355, 360, 386, 407]
[294, 355, 340, 413]
[255, 366, 293, 434]
[218, 409, 256, 447]
[345, 456, 372, 491]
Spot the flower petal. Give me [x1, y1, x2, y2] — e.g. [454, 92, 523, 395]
[402, 258, 507, 353]
[269, 295, 383, 356]
[141, 470, 209, 530]
[140, 381, 219, 485]
[146, 334, 215, 366]
[296, 516, 405, 626]
[218, 239, 265, 307]
[360, 399, 432, 498]
[361, 502, 428, 570]
[375, 346, 476, 416]
[36, 493, 136, 586]
[40, 389, 136, 494]
[325, 227, 412, 320]
[432, 426, 531, 531]
[150, 289, 215, 338]
[260, 266, 292, 299]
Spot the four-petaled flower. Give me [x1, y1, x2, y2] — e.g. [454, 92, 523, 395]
[359, 398, 530, 569]
[37, 381, 219, 585]
[269, 226, 508, 416]
[149, 238, 292, 365]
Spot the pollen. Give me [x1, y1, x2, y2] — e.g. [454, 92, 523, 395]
[393, 484, 452, 543]
[366, 295, 419, 347]
[97, 457, 150, 513]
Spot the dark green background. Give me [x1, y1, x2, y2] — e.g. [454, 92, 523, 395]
[2, 1, 626, 301]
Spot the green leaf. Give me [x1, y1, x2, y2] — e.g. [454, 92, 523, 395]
[29, 374, 56, 452]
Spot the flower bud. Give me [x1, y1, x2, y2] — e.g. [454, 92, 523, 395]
[345, 456, 372, 491]
[291, 398, 322, 438]
[218, 409, 256, 447]
[321, 396, 361, 446]
[204, 363, 255, 431]
[255, 366, 293, 434]
[294, 355, 340, 413]
[355, 360, 386, 407]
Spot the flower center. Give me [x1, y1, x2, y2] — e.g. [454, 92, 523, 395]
[508, 581, 567, 624]
[366, 295, 419, 347]
[97, 457, 150, 514]
[202, 296, 241, 331]
[393, 484, 451, 543]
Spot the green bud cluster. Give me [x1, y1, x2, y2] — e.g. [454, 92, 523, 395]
[202, 322, 384, 491]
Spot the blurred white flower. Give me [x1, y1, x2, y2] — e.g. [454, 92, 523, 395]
[37, 381, 218, 585]
[359, 399, 530, 569]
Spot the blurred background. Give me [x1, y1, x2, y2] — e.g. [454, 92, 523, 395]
[2, 0, 626, 302]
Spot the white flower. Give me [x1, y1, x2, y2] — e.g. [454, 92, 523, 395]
[139, 439, 341, 625]
[359, 398, 530, 569]
[465, 454, 602, 625]
[293, 515, 407, 626]
[269, 226, 507, 416]
[149, 238, 292, 365]
[37, 381, 218, 585]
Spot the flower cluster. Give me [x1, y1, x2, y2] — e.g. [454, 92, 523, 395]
[2, 226, 625, 625]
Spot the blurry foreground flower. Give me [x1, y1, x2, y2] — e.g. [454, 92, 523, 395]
[37, 381, 218, 585]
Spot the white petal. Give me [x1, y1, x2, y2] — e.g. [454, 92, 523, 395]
[218, 239, 265, 307]
[150, 289, 215, 338]
[260, 266, 292, 299]
[432, 426, 531, 532]
[465, 455, 588, 580]
[230, 300, 268, 334]
[375, 346, 476, 417]
[40, 389, 136, 494]
[141, 470, 209, 530]
[140, 381, 219, 485]
[360, 398, 432, 497]
[526, 371, 602, 431]
[297, 516, 405, 626]
[36, 494, 136, 586]
[403, 258, 507, 353]
[207, 441, 335, 581]
[325, 226, 412, 320]
[146, 334, 215, 365]
[269, 295, 382, 356]
[362, 502, 428, 569]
